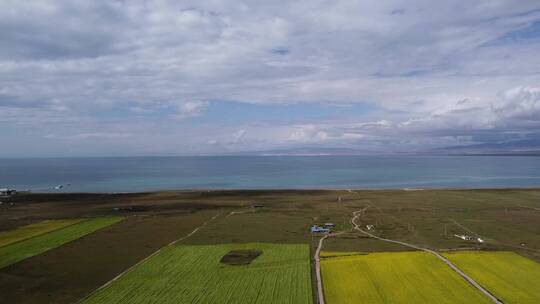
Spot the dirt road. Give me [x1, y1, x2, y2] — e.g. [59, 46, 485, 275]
[76, 212, 222, 303]
[314, 233, 329, 304]
[314, 230, 347, 304]
[350, 209, 503, 304]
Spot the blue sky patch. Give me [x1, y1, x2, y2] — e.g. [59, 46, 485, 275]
[271, 47, 290, 55]
[484, 19, 540, 47]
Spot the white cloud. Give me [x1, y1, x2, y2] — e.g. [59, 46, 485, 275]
[44, 132, 133, 140]
[288, 125, 329, 143]
[172, 101, 209, 120]
[494, 87, 540, 120]
[399, 86, 540, 133]
[1, 1, 540, 156]
[232, 129, 246, 143]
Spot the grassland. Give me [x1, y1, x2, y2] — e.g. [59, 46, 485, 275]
[83, 243, 312, 304]
[444, 251, 540, 304]
[321, 251, 492, 304]
[1, 189, 539, 304]
[0, 217, 123, 269]
[0, 219, 83, 248]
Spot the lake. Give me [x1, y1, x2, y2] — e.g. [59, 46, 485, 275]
[0, 155, 539, 192]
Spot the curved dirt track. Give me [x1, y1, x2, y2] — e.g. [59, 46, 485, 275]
[347, 192, 504, 304]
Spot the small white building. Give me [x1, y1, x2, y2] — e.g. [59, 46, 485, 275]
[454, 234, 483, 243]
[454, 234, 474, 241]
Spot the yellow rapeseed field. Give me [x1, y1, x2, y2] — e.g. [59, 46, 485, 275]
[321, 251, 492, 304]
[444, 251, 540, 304]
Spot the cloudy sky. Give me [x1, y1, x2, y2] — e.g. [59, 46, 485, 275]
[1, 0, 540, 157]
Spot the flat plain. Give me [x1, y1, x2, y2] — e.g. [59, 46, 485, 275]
[0, 189, 539, 303]
[0, 217, 123, 268]
[82, 243, 313, 304]
[320, 251, 492, 304]
[444, 251, 540, 304]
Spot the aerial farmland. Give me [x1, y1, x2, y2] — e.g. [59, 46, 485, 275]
[320, 251, 492, 304]
[83, 243, 312, 304]
[444, 251, 540, 304]
[0, 189, 539, 303]
[0, 217, 123, 269]
[4, 0, 540, 303]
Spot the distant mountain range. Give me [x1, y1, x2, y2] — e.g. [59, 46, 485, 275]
[241, 139, 540, 156]
[256, 147, 384, 156]
[433, 139, 540, 156]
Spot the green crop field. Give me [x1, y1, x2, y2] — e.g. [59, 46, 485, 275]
[0, 217, 123, 269]
[82, 243, 313, 304]
[321, 251, 492, 304]
[0, 219, 84, 248]
[444, 251, 540, 304]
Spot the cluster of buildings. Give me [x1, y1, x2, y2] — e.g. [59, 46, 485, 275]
[311, 223, 335, 233]
[0, 188, 16, 197]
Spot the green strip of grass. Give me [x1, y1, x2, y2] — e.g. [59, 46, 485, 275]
[0, 217, 123, 269]
[83, 243, 313, 304]
[0, 219, 84, 248]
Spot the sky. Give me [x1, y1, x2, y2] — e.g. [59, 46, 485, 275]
[1, 0, 540, 157]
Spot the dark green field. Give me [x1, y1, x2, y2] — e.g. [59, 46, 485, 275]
[0, 189, 539, 303]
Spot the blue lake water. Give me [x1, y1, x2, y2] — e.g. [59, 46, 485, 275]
[0, 156, 539, 193]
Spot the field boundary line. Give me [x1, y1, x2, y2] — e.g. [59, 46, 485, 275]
[226, 208, 255, 218]
[0, 218, 86, 249]
[350, 208, 503, 304]
[0, 217, 124, 270]
[74, 212, 222, 304]
[314, 232, 340, 304]
[314, 234, 327, 304]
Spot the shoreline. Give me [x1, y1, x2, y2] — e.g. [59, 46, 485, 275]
[5, 186, 540, 196]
